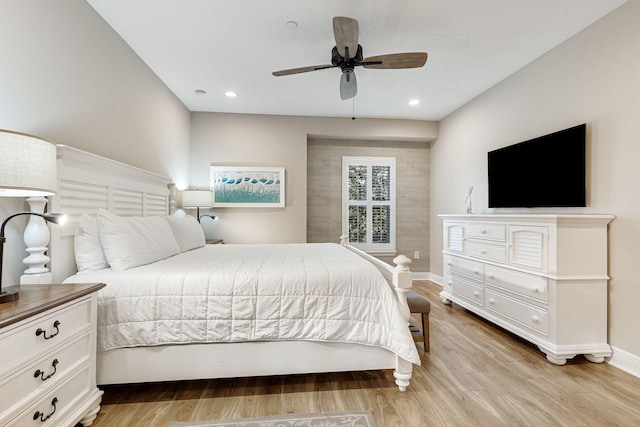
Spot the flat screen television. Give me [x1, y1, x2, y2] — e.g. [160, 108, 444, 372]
[487, 124, 586, 208]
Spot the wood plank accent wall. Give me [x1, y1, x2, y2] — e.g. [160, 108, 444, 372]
[306, 138, 430, 272]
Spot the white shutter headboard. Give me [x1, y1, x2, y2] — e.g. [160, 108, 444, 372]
[49, 145, 174, 283]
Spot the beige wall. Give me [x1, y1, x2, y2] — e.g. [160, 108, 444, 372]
[307, 139, 430, 272]
[0, 0, 191, 284]
[189, 113, 437, 247]
[430, 1, 640, 361]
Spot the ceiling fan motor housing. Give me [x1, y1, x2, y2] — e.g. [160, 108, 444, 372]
[331, 44, 363, 71]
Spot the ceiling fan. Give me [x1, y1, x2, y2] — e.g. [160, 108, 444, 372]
[272, 16, 428, 100]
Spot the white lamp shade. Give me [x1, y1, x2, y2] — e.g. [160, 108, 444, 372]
[0, 130, 57, 197]
[181, 189, 213, 208]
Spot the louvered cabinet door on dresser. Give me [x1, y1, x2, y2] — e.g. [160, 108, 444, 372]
[440, 214, 613, 365]
[0, 283, 105, 426]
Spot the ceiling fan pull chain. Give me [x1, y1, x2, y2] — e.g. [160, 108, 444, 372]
[352, 97, 356, 120]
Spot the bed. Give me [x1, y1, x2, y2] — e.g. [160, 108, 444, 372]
[47, 145, 419, 392]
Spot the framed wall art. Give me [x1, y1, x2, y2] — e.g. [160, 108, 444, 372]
[210, 166, 285, 207]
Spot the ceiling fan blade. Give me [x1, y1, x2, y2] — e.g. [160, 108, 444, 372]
[272, 64, 335, 77]
[340, 72, 357, 100]
[362, 52, 428, 69]
[333, 16, 358, 59]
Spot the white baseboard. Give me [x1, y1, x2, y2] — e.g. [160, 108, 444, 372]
[608, 346, 640, 378]
[411, 272, 444, 286]
[428, 273, 444, 287]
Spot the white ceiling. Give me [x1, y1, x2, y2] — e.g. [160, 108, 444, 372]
[87, 0, 627, 121]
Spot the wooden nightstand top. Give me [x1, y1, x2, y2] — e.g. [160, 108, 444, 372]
[206, 239, 224, 244]
[0, 283, 106, 329]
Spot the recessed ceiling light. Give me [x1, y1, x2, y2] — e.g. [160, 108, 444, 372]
[286, 20, 298, 29]
[409, 99, 420, 106]
[195, 89, 207, 97]
[225, 91, 237, 98]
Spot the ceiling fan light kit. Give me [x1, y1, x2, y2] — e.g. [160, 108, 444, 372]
[272, 16, 428, 101]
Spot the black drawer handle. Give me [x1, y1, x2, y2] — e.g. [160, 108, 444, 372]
[35, 320, 61, 340]
[33, 397, 58, 422]
[34, 359, 59, 381]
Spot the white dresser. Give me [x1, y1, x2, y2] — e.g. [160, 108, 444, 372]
[0, 283, 105, 426]
[439, 214, 613, 365]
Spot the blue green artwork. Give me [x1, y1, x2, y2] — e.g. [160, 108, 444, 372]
[210, 166, 285, 207]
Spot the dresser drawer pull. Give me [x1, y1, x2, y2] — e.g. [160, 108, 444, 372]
[531, 316, 539, 324]
[34, 359, 59, 381]
[35, 320, 61, 340]
[473, 291, 480, 297]
[33, 397, 58, 422]
[488, 298, 495, 305]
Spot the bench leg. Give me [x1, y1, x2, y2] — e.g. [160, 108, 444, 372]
[422, 312, 430, 352]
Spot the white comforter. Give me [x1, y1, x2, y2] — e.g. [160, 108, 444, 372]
[64, 243, 420, 364]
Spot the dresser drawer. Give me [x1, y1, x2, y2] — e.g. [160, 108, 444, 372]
[0, 333, 91, 416]
[485, 289, 549, 336]
[467, 223, 506, 242]
[485, 265, 548, 304]
[444, 254, 483, 280]
[467, 242, 507, 263]
[6, 364, 92, 427]
[451, 274, 484, 308]
[0, 298, 92, 373]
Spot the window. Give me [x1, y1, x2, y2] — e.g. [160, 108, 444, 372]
[342, 156, 396, 255]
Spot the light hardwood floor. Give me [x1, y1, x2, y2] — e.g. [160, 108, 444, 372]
[89, 281, 640, 426]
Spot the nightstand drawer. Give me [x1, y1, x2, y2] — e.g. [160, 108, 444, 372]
[0, 333, 91, 416]
[0, 297, 91, 373]
[6, 364, 92, 427]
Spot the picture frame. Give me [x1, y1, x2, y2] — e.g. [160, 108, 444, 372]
[210, 166, 285, 207]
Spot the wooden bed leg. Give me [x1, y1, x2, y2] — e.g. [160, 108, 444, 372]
[394, 357, 412, 392]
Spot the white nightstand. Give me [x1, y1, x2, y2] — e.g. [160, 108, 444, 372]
[0, 283, 105, 426]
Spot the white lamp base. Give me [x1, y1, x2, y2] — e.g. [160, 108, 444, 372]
[20, 272, 52, 285]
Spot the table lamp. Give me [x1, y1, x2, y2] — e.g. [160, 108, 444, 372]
[0, 130, 65, 303]
[181, 189, 216, 222]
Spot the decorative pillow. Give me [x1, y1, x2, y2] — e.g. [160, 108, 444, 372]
[166, 214, 206, 252]
[74, 213, 109, 272]
[96, 209, 181, 271]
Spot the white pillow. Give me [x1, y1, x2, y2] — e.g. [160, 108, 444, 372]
[74, 213, 109, 272]
[166, 215, 206, 252]
[96, 209, 181, 271]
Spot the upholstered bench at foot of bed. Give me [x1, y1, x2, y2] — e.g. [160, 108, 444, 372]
[407, 289, 430, 352]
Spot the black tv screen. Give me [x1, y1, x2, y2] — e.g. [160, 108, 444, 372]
[488, 124, 586, 208]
